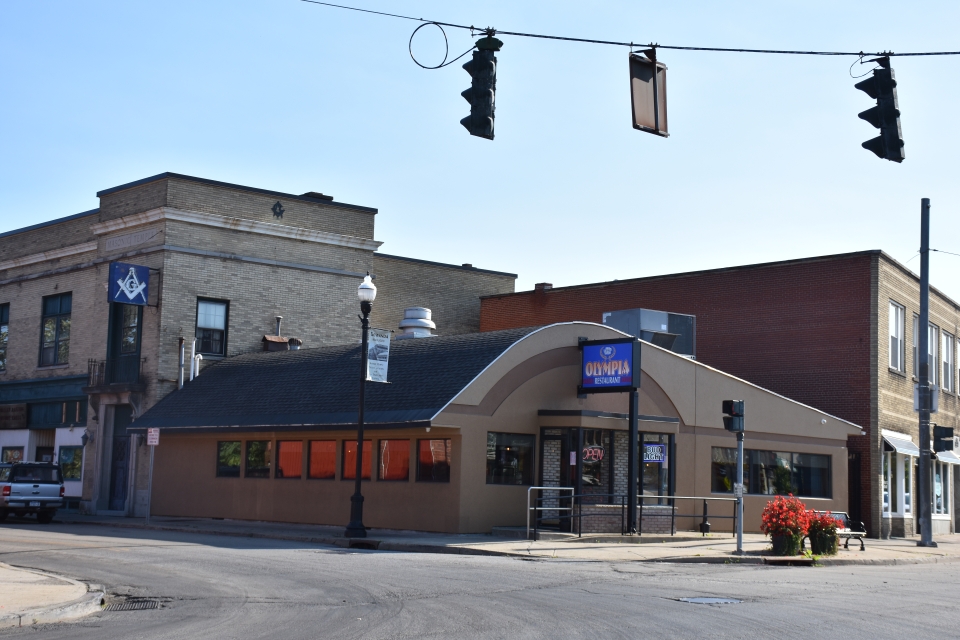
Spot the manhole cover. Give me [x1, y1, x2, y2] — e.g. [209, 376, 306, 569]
[676, 597, 742, 605]
[105, 600, 160, 611]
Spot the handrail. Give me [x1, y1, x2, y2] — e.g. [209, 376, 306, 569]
[527, 486, 574, 540]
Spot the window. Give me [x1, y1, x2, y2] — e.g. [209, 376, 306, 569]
[889, 302, 905, 371]
[929, 324, 939, 386]
[217, 441, 241, 477]
[0, 303, 8, 371]
[933, 461, 951, 516]
[943, 332, 955, 393]
[342, 440, 371, 480]
[245, 441, 271, 478]
[59, 446, 83, 480]
[378, 440, 410, 481]
[581, 429, 605, 487]
[196, 299, 228, 356]
[28, 400, 86, 428]
[903, 455, 912, 515]
[276, 441, 303, 479]
[883, 452, 898, 514]
[40, 293, 71, 366]
[485, 432, 535, 485]
[417, 439, 451, 482]
[913, 315, 919, 376]
[119, 304, 140, 354]
[309, 441, 336, 479]
[711, 448, 831, 498]
[1, 447, 23, 463]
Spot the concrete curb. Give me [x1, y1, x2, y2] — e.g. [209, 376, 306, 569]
[58, 518, 960, 567]
[0, 565, 104, 629]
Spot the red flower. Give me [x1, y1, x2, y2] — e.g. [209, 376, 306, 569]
[760, 494, 810, 537]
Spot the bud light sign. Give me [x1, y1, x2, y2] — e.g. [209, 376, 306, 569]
[579, 338, 640, 393]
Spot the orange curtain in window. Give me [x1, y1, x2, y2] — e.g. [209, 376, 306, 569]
[276, 441, 303, 478]
[342, 440, 371, 480]
[379, 440, 410, 481]
[309, 441, 337, 479]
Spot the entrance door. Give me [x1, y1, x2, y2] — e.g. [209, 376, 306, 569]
[108, 405, 133, 511]
[848, 452, 862, 527]
[108, 303, 142, 384]
[539, 430, 575, 531]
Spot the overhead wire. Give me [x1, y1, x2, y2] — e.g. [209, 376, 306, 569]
[301, 0, 960, 58]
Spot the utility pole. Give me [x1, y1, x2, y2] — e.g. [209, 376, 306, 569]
[917, 197, 937, 547]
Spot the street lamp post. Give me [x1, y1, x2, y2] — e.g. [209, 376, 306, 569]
[345, 274, 377, 539]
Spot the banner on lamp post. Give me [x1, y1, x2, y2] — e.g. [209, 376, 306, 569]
[366, 328, 391, 383]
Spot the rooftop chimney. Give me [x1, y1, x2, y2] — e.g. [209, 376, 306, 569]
[396, 307, 436, 340]
[301, 191, 334, 201]
[534, 282, 553, 292]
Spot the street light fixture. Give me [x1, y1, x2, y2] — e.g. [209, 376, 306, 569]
[345, 274, 376, 539]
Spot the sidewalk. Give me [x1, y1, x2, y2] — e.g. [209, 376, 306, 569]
[54, 513, 960, 566]
[0, 562, 103, 628]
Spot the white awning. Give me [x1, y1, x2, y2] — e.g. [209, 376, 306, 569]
[883, 432, 920, 457]
[936, 450, 960, 465]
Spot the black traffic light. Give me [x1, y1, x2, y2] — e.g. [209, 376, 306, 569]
[855, 56, 904, 163]
[722, 400, 744, 433]
[460, 35, 502, 140]
[933, 425, 954, 453]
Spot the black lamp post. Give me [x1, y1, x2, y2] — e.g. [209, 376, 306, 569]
[345, 274, 377, 539]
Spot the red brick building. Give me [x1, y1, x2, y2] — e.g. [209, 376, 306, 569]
[480, 251, 960, 538]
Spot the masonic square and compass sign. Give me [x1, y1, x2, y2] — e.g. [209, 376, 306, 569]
[108, 262, 150, 305]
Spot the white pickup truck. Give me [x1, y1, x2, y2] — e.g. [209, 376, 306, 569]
[0, 462, 64, 523]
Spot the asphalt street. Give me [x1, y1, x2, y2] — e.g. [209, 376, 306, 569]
[1, 522, 958, 639]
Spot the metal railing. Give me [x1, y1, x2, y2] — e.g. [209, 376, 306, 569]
[87, 357, 146, 386]
[641, 495, 740, 538]
[527, 487, 741, 539]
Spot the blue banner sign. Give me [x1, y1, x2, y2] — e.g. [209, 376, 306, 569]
[109, 262, 150, 305]
[579, 338, 640, 392]
[643, 444, 666, 463]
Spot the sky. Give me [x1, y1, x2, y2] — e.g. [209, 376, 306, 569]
[2, 1, 959, 298]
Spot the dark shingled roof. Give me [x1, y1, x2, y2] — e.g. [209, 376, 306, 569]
[134, 327, 539, 433]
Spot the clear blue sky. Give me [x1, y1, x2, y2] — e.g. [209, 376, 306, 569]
[3, 1, 959, 299]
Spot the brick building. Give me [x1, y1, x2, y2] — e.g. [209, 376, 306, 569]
[479, 251, 960, 538]
[0, 172, 515, 516]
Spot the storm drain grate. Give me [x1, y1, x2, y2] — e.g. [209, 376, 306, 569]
[105, 600, 161, 611]
[676, 597, 742, 605]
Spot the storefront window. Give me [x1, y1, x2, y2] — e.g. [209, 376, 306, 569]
[245, 441, 271, 478]
[581, 430, 605, 487]
[216, 441, 241, 477]
[342, 440, 371, 480]
[58, 446, 83, 480]
[417, 439, 451, 482]
[379, 440, 410, 481]
[903, 456, 912, 515]
[641, 433, 671, 499]
[275, 441, 303, 479]
[1, 447, 23, 463]
[933, 461, 951, 516]
[712, 448, 831, 498]
[882, 453, 892, 514]
[486, 432, 535, 485]
[308, 441, 336, 479]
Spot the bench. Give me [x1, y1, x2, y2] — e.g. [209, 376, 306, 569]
[802, 511, 866, 551]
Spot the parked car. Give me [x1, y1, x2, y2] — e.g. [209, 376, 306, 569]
[0, 462, 64, 524]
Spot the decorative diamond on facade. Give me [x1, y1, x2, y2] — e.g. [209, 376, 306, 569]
[272, 201, 285, 219]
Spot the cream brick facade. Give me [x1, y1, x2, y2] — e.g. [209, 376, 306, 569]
[0, 172, 515, 517]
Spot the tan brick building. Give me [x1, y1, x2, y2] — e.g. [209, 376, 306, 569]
[480, 251, 960, 538]
[0, 173, 515, 516]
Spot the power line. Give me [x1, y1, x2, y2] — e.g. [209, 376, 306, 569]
[301, 0, 960, 57]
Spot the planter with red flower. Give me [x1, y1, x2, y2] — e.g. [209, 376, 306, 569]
[807, 511, 842, 555]
[760, 494, 810, 556]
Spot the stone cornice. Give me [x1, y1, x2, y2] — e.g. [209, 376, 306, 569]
[0, 241, 99, 272]
[90, 207, 383, 252]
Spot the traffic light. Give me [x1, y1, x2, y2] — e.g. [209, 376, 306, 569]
[722, 400, 744, 433]
[933, 425, 954, 453]
[855, 56, 904, 163]
[460, 35, 502, 140]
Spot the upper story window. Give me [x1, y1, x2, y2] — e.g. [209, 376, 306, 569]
[929, 323, 940, 386]
[40, 293, 71, 366]
[943, 331, 955, 393]
[889, 301, 905, 372]
[196, 299, 228, 357]
[0, 303, 9, 371]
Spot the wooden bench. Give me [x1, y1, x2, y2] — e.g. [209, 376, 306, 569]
[803, 511, 866, 551]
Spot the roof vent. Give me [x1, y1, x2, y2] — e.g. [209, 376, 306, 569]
[287, 337, 303, 351]
[396, 307, 436, 340]
[534, 282, 553, 292]
[462, 263, 473, 268]
[301, 191, 334, 201]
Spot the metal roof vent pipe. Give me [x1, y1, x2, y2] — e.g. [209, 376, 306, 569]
[396, 307, 436, 340]
[275, 316, 283, 336]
